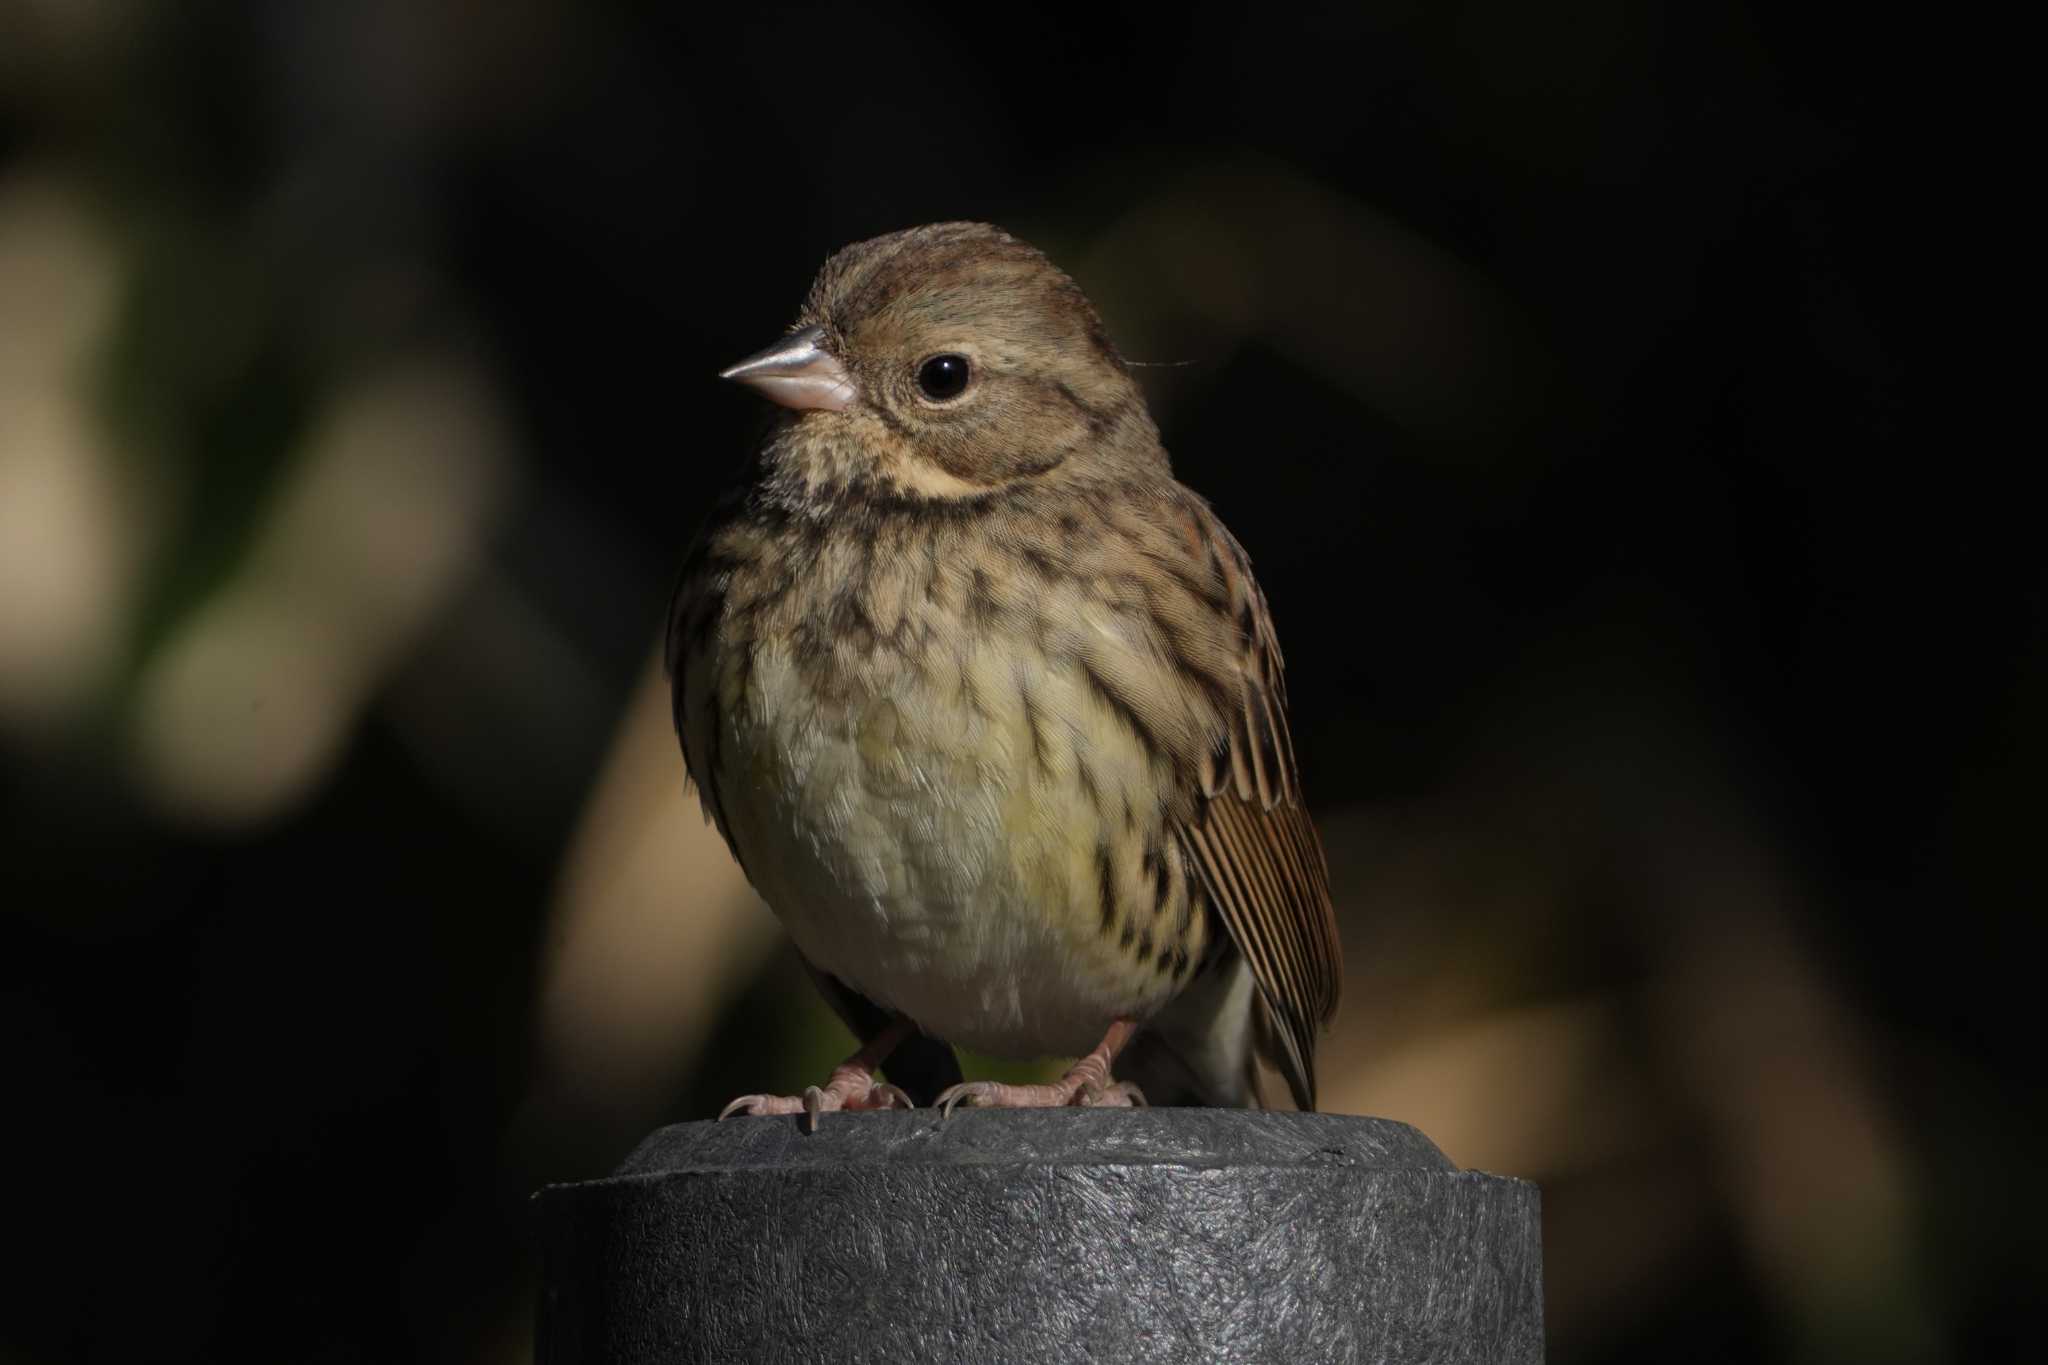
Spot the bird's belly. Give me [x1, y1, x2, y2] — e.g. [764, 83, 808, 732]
[713, 639, 1177, 1058]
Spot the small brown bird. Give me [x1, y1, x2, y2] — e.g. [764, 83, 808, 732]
[667, 222, 1340, 1124]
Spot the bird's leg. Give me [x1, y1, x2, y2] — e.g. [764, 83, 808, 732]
[719, 1015, 919, 1131]
[936, 1018, 1148, 1115]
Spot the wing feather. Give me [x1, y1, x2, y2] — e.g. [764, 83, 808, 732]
[1166, 503, 1342, 1110]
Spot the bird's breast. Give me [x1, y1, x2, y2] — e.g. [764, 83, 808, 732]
[684, 562, 1210, 1058]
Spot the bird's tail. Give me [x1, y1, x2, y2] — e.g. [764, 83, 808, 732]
[1118, 951, 1266, 1108]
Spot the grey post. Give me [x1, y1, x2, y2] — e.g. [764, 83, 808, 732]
[533, 1109, 1542, 1363]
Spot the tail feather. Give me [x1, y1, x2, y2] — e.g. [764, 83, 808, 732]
[1119, 952, 1264, 1108]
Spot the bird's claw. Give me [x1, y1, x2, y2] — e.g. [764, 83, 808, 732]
[935, 1076, 1147, 1117]
[718, 1093, 772, 1122]
[1085, 1081, 1148, 1108]
[718, 1076, 915, 1130]
[801, 1080, 914, 1131]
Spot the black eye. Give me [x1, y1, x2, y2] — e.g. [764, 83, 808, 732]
[916, 353, 972, 401]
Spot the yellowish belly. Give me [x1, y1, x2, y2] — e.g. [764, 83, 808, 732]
[710, 634, 1183, 1058]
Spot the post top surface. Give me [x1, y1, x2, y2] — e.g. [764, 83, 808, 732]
[585, 1109, 1456, 1185]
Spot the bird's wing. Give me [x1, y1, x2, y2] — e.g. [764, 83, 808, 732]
[1167, 501, 1342, 1111]
[665, 514, 743, 856]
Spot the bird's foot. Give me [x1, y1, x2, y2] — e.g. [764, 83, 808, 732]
[937, 1017, 1147, 1116]
[935, 1075, 1147, 1115]
[718, 1062, 914, 1132]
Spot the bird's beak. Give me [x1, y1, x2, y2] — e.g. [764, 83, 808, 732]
[718, 324, 857, 412]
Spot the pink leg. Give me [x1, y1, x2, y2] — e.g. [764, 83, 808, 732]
[936, 1018, 1149, 1116]
[719, 1016, 918, 1131]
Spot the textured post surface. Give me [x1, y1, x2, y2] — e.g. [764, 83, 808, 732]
[534, 1110, 1542, 1363]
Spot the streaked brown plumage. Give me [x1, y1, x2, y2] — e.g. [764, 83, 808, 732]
[667, 222, 1339, 1121]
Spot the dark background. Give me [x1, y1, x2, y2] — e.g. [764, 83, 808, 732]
[1, 2, 2029, 1361]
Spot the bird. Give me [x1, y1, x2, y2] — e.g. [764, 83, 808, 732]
[666, 222, 1340, 1127]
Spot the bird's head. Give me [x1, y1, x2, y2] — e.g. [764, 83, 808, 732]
[722, 222, 1158, 503]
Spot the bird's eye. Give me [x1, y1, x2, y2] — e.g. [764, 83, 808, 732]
[915, 353, 972, 401]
